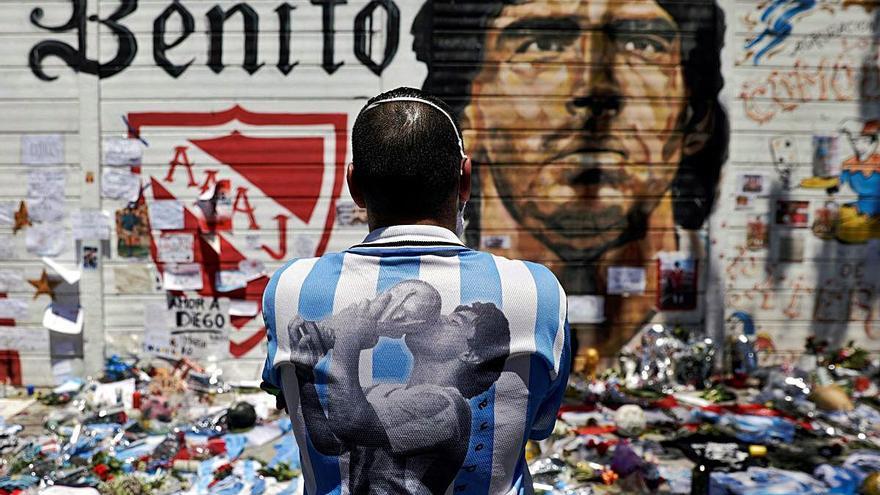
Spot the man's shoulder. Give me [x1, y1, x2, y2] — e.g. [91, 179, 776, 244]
[466, 250, 563, 291]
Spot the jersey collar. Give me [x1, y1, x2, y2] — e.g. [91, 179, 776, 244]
[358, 224, 466, 247]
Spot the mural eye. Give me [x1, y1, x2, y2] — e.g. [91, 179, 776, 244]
[514, 33, 574, 56]
[617, 35, 670, 62]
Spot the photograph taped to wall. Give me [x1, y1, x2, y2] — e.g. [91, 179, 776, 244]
[81, 245, 98, 271]
[116, 203, 151, 259]
[737, 173, 770, 196]
[746, 215, 769, 251]
[775, 200, 810, 227]
[812, 135, 842, 178]
[657, 252, 698, 311]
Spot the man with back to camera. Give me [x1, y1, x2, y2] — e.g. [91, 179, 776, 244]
[260, 87, 570, 495]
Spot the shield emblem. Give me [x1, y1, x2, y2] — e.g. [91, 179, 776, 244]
[126, 106, 348, 359]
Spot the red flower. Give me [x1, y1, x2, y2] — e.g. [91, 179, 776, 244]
[92, 463, 112, 481]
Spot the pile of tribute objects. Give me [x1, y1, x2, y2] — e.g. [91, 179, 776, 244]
[528, 323, 880, 494]
[0, 357, 301, 495]
[0, 324, 879, 495]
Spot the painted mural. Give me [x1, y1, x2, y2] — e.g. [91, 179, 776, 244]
[1, 0, 879, 383]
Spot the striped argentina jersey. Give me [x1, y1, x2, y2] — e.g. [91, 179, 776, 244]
[261, 225, 570, 495]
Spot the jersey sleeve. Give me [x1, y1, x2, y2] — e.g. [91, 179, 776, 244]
[525, 267, 571, 440]
[261, 259, 297, 391]
[530, 319, 570, 440]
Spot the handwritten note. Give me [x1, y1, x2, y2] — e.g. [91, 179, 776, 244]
[567, 295, 605, 324]
[101, 168, 140, 201]
[26, 223, 65, 257]
[156, 233, 194, 263]
[71, 209, 111, 240]
[147, 200, 184, 230]
[103, 137, 143, 166]
[21, 134, 63, 165]
[27, 169, 66, 222]
[163, 263, 204, 291]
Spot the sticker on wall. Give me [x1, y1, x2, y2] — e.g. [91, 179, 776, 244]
[101, 168, 140, 202]
[21, 134, 63, 166]
[81, 245, 98, 271]
[746, 215, 769, 251]
[27, 270, 59, 300]
[656, 252, 698, 311]
[567, 295, 605, 324]
[163, 263, 204, 291]
[156, 233, 194, 263]
[102, 137, 143, 167]
[25, 223, 65, 257]
[775, 200, 810, 227]
[147, 200, 184, 230]
[116, 202, 151, 259]
[812, 200, 839, 240]
[776, 232, 806, 262]
[71, 209, 111, 240]
[481, 234, 512, 249]
[607, 266, 646, 296]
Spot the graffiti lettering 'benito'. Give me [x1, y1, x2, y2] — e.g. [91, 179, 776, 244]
[28, 0, 400, 81]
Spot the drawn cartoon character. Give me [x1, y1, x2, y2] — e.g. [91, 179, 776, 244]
[838, 119, 880, 243]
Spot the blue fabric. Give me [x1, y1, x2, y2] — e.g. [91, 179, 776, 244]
[261, 259, 299, 388]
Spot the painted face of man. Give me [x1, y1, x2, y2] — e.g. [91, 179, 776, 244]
[465, 0, 690, 260]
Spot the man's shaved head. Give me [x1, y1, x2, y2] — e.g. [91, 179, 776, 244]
[351, 87, 463, 221]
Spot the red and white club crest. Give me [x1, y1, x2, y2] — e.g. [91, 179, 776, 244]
[127, 106, 347, 358]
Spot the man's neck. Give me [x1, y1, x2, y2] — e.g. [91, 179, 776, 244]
[368, 217, 456, 234]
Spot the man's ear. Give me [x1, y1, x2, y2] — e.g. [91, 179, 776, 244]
[459, 156, 472, 203]
[683, 109, 714, 157]
[347, 162, 366, 208]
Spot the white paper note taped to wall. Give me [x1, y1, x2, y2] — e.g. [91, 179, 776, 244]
[71, 209, 111, 240]
[147, 200, 184, 230]
[0, 299, 28, 320]
[156, 233, 194, 263]
[103, 137, 143, 166]
[0, 270, 23, 292]
[163, 263, 204, 291]
[114, 264, 156, 294]
[0, 202, 15, 226]
[101, 168, 140, 201]
[0, 327, 48, 352]
[26, 223, 65, 257]
[607, 267, 646, 295]
[567, 295, 605, 324]
[21, 134, 63, 165]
